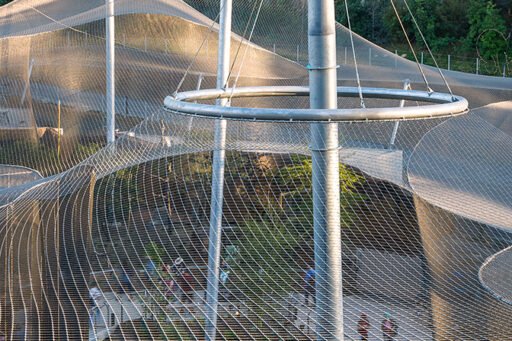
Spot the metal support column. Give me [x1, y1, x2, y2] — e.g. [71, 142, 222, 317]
[390, 79, 411, 147]
[21, 58, 34, 105]
[106, 0, 115, 143]
[205, 0, 232, 340]
[308, 0, 343, 339]
[188, 74, 204, 131]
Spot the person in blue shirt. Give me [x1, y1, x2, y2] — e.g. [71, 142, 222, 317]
[303, 266, 316, 306]
[144, 256, 157, 280]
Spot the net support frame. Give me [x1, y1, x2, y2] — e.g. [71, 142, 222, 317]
[308, 0, 343, 339]
[390, 79, 411, 147]
[161, 3, 469, 340]
[164, 86, 468, 121]
[106, 0, 115, 143]
[205, 0, 232, 340]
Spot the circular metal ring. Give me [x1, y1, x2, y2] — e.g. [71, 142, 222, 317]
[164, 86, 468, 122]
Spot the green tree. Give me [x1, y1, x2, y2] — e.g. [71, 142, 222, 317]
[382, 0, 438, 46]
[232, 219, 299, 314]
[335, 0, 389, 44]
[382, 1, 415, 45]
[336, 0, 370, 38]
[145, 241, 165, 264]
[274, 157, 364, 239]
[411, 0, 438, 46]
[231, 156, 364, 330]
[432, 0, 469, 51]
[0, 140, 58, 176]
[467, 0, 508, 60]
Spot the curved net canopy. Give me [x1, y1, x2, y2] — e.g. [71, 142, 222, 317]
[0, 0, 511, 340]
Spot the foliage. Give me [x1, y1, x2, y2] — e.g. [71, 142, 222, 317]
[72, 142, 101, 160]
[94, 165, 139, 223]
[434, 0, 470, 47]
[410, 0, 437, 45]
[0, 139, 101, 177]
[0, 140, 58, 175]
[335, 0, 510, 60]
[145, 241, 165, 264]
[336, 0, 389, 43]
[232, 219, 299, 299]
[168, 153, 211, 183]
[466, 0, 508, 60]
[273, 156, 365, 239]
[231, 155, 365, 320]
[275, 156, 363, 195]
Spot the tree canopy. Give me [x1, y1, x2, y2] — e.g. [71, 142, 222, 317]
[335, 0, 511, 61]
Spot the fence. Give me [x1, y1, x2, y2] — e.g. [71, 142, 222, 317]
[33, 28, 510, 78]
[394, 49, 510, 78]
[263, 41, 511, 78]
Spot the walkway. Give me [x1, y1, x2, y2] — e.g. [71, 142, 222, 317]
[89, 291, 431, 341]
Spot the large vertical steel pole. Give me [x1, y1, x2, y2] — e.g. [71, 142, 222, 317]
[205, 0, 232, 340]
[106, 0, 115, 143]
[308, 0, 343, 339]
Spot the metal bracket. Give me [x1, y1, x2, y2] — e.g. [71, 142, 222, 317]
[306, 64, 340, 71]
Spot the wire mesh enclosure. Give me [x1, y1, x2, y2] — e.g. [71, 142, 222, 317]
[0, 0, 511, 340]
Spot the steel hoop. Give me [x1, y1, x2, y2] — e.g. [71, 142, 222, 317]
[164, 86, 468, 122]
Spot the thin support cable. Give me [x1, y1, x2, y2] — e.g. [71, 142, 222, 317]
[402, 0, 454, 97]
[18, 1, 222, 98]
[344, 0, 366, 108]
[174, 11, 222, 95]
[228, 0, 265, 102]
[14, 3, 92, 36]
[223, 0, 262, 92]
[389, 0, 433, 93]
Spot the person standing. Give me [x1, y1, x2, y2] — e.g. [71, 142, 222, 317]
[219, 261, 230, 302]
[303, 266, 316, 307]
[161, 262, 171, 276]
[171, 257, 186, 275]
[169, 257, 186, 300]
[144, 256, 157, 280]
[120, 262, 135, 296]
[180, 269, 195, 303]
[357, 313, 370, 341]
[381, 312, 398, 341]
[89, 283, 103, 327]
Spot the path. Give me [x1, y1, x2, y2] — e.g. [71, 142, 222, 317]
[89, 290, 431, 341]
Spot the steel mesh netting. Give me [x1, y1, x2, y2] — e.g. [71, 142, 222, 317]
[479, 244, 512, 306]
[0, 0, 511, 340]
[473, 101, 512, 309]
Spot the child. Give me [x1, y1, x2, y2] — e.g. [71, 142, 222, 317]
[357, 313, 370, 341]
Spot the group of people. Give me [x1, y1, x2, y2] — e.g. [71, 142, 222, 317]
[303, 266, 398, 341]
[146, 256, 196, 303]
[358, 312, 398, 341]
[88, 257, 197, 328]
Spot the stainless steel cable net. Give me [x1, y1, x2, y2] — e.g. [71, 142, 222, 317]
[0, 0, 511, 340]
